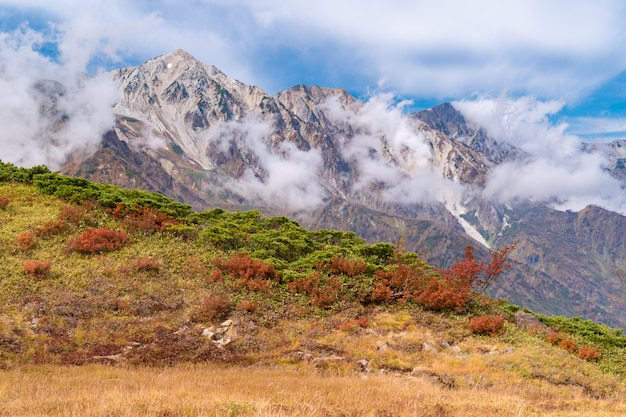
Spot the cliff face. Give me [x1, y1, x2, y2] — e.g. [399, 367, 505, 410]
[60, 50, 626, 328]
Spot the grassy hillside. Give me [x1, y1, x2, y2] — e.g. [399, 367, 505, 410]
[1, 161, 626, 415]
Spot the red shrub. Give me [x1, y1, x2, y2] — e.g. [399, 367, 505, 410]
[418, 279, 467, 311]
[237, 300, 258, 313]
[367, 245, 512, 312]
[191, 294, 231, 323]
[372, 264, 430, 303]
[336, 317, 368, 331]
[58, 203, 91, 226]
[370, 282, 394, 303]
[558, 338, 578, 354]
[67, 228, 130, 253]
[317, 257, 367, 278]
[577, 344, 601, 361]
[112, 203, 182, 234]
[209, 269, 223, 282]
[468, 315, 506, 336]
[214, 253, 281, 285]
[23, 260, 52, 277]
[16, 231, 35, 250]
[312, 276, 341, 308]
[0, 196, 10, 209]
[36, 220, 68, 237]
[288, 273, 320, 295]
[131, 256, 163, 272]
[239, 278, 273, 294]
[288, 273, 341, 308]
[546, 331, 561, 345]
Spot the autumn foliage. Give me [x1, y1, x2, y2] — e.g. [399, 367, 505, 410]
[577, 344, 602, 361]
[316, 256, 367, 278]
[23, 260, 52, 277]
[15, 231, 35, 251]
[213, 253, 281, 293]
[370, 245, 513, 312]
[111, 203, 181, 234]
[67, 228, 130, 253]
[469, 315, 506, 336]
[544, 331, 602, 361]
[191, 294, 232, 323]
[131, 256, 164, 272]
[288, 273, 342, 308]
[35, 220, 68, 237]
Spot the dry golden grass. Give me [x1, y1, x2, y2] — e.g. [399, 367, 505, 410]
[2, 181, 626, 416]
[0, 364, 625, 417]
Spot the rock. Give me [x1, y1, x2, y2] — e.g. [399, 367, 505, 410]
[514, 311, 549, 333]
[422, 342, 436, 352]
[376, 341, 390, 351]
[356, 359, 370, 372]
[202, 318, 238, 348]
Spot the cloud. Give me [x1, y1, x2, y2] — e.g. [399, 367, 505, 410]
[322, 93, 463, 205]
[453, 96, 626, 213]
[0, 25, 118, 169]
[214, 115, 327, 212]
[234, 0, 626, 100]
[5, 0, 626, 103]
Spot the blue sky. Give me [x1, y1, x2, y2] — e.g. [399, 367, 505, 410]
[2, 0, 626, 141]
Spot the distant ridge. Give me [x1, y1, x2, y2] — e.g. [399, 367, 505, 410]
[56, 50, 626, 328]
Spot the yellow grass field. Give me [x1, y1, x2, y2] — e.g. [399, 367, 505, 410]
[1, 364, 625, 417]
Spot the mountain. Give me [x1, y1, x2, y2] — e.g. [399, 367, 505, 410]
[60, 50, 626, 328]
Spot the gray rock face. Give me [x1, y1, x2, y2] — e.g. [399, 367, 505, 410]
[514, 311, 549, 332]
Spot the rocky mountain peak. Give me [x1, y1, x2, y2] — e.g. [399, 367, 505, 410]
[59, 51, 626, 328]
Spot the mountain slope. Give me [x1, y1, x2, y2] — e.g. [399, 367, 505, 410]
[58, 50, 626, 328]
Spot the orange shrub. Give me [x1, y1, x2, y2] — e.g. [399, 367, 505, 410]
[317, 256, 367, 278]
[546, 331, 561, 345]
[558, 338, 578, 354]
[236, 300, 258, 313]
[35, 220, 68, 237]
[417, 279, 467, 311]
[23, 260, 52, 277]
[190, 294, 231, 323]
[16, 231, 35, 250]
[58, 203, 91, 226]
[0, 196, 10, 209]
[372, 264, 430, 304]
[288, 273, 341, 308]
[131, 256, 163, 272]
[468, 315, 506, 336]
[112, 203, 182, 234]
[370, 282, 394, 303]
[67, 228, 130, 253]
[577, 344, 601, 361]
[336, 317, 368, 331]
[215, 253, 280, 281]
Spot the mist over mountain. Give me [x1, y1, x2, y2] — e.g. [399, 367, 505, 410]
[4, 49, 625, 328]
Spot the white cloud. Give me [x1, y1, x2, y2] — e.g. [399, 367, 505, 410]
[453, 96, 626, 213]
[0, 26, 118, 169]
[4, 0, 626, 101]
[215, 115, 327, 211]
[233, 0, 626, 100]
[323, 93, 462, 204]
